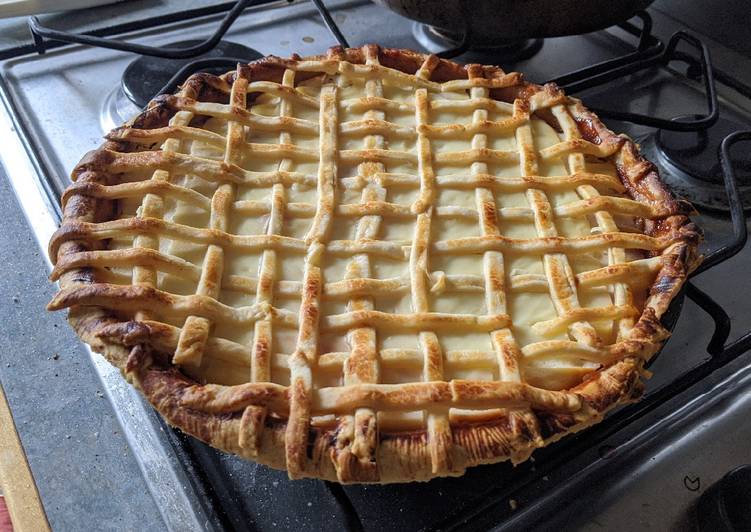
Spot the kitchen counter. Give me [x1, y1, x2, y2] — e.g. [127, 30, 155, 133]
[0, 165, 162, 530]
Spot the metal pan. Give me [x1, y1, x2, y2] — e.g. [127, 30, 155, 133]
[372, 0, 654, 46]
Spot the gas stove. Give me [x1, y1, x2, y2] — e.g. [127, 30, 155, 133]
[1, 1, 750, 530]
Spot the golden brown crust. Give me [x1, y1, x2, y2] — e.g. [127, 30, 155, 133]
[47, 45, 701, 483]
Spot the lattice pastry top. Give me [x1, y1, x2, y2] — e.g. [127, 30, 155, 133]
[48, 45, 701, 483]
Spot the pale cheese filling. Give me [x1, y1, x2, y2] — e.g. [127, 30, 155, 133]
[109, 71, 641, 431]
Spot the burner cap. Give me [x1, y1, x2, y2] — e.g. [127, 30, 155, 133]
[657, 115, 751, 186]
[412, 22, 542, 64]
[655, 115, 751, 212]
[121, 40, 263, 108]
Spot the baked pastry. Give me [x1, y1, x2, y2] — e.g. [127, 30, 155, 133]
[47, 45, 701, 483]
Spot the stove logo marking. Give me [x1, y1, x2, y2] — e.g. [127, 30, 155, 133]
[683, 475, 701, 492]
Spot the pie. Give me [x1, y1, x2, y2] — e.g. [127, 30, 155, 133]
[47, 45, 701, 483]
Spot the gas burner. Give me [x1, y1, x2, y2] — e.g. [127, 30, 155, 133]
[100, 84, 141, 134]
[121, 40, 263, 108]
[412, 22, 543, 64]
[651, 115, 751, 212]
[100, 40, 263, 134]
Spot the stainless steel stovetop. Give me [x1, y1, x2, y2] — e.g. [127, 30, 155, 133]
[1, 1, 750, 530]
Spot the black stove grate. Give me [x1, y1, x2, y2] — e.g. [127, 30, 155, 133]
[553, 30, 719, 131]
[21, 0, 285, 60]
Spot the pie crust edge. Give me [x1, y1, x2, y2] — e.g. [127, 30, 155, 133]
[47, 45, 702, 483]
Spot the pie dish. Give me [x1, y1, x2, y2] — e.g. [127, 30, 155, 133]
[47, 45, 701, 483]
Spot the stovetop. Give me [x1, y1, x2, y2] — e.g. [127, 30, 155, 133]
[1, 1, 750, 530]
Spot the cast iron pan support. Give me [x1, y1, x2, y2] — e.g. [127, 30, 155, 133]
[685, 131, 751, 354]
[27, 0, 255, 58]
[692, 132, 749, 275]
[686, 284, 731, 356]
[553, 30, 719, 132]
[549, 11, 663, 89]
[310, 0, 350, 48]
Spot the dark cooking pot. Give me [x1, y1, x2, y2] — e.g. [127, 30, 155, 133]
[373, 0, 654, 45]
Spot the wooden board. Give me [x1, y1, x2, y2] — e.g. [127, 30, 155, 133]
[0, 383, 50, 531]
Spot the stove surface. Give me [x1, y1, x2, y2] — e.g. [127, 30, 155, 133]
[1, 1, 751, 530]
